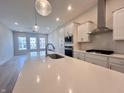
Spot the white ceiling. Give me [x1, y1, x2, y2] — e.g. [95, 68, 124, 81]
[0, 0, 97, 34]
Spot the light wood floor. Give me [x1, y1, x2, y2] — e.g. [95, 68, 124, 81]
[0, 55, 27, 93]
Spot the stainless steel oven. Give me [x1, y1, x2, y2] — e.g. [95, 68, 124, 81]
[65, 46, 73, 57]
[64, 36, 73, 43]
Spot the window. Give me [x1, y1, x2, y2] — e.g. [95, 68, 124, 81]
[30, 52, 38, 57]
[18, 37, 27, 50]
[30, 37, 37, 49]
[39, 38, 46, 49]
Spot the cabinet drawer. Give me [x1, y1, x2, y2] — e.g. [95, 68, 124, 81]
[110, 63, 124, 73]
[85, 57, 108, 67]
[73, 51, 80, 54]
[73, 51, 85, 60]
[85, 53, 108, 61]
[109, 57, 124, 66]
[79, 52, 85, 60]
[73, 52, 79, 59]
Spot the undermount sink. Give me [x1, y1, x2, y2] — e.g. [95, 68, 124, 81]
[48, 54, 64, 59]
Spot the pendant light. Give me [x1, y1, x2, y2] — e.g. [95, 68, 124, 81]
[35, 0, 52, 16]
[33, 0, 40, 32]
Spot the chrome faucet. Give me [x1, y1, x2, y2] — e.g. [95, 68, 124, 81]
[46, 43, 55, 56]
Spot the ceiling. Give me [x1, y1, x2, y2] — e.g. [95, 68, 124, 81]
[0, 0, 97, 34]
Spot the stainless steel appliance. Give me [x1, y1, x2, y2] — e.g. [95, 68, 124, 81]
[65, 46, 73, 57]
[64, 36, 73, 43]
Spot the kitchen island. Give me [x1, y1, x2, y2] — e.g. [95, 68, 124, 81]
[13, 52, 124, 93]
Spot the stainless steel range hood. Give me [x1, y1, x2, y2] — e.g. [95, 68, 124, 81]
[93, 0, 112, 33]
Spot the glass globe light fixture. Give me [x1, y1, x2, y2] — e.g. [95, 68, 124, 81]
[33, 24, 40, 32]
[35, 0, 52, 16]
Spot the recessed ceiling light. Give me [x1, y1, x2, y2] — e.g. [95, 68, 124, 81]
[14, 22, 19, 25]
[68, 5, 72, 11]
[56, 17, 60, 21]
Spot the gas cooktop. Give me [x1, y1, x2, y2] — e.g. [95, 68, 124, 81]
[86, 49, 114, 55]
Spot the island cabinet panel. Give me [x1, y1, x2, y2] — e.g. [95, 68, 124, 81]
[109, 57, 124, 73]
[85, 54, 108, 68]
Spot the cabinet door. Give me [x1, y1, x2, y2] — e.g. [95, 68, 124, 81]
[73, 51, 79, 59]
[73, 51, 85, 61]
[86, 53, 108, 61]
[85, 54, 108, 68]
[64, 23, 74, 36]
[78, 23, 89, 42]
[113, 8, 124, 40]
[109, 57, 124, 73]
[77, 22, 96, 42]
[78, 52, 85, 61]
[110, 63, 124, 73]
[109, 57, 124, 66]
[85, 57, 108, 67]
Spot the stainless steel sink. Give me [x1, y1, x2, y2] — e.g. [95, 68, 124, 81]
[48, 54, 64, 59]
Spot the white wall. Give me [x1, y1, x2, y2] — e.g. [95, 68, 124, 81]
[48, 30, 60, 52]
[0, 23, 14, 65]
[74, 6, 97, 26]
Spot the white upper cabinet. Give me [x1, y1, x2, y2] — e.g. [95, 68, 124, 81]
[77, 21, 96, 42]
[113, 8, 124, 40]
[64, 23, 74, 36]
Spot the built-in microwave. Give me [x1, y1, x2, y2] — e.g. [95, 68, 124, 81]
[64, 35, 73, 43]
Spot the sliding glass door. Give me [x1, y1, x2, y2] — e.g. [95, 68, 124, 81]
[30, 37, 37, 50]
[13, 32, 48, 55]
[39, 38, 46, 50]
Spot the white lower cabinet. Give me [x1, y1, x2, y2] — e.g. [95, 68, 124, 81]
[73, 51, 124, 73]
[109, 57, 124, 73]
[79, 52, 85, 60]
[73, 52, 79, 59]
[85, 54, 108, 68]
[109, 64, 124, 73]
[73, 51, 85, 61]
[85, 57, 108, 67]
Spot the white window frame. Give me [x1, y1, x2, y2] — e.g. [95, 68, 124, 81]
[18, 37, 27, 50]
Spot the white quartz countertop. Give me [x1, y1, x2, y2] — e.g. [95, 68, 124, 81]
[13, 52, 124, 93]
[74, 50, 124, 59]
